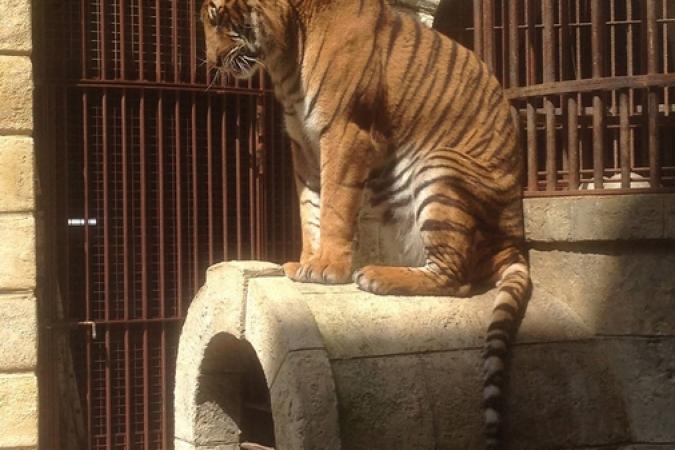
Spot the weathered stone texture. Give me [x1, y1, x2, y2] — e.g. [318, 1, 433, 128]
[0, 213, 35, 290]
[176, 258, 675, 450]
[0, 0, 31, 53]
[524, 194, 675, 242]
[0, 293, 36, 370]
[0, 373, 37, 447]
[0, 56, 32, 132]
[0, 136, 34, 212]
[530, 248, 675, 336]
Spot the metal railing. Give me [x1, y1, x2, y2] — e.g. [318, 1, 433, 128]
[471, 0, 675, 195]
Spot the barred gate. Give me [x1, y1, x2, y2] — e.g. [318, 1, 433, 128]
[470, 0, 675, 194]
[35, 1, 299, 449]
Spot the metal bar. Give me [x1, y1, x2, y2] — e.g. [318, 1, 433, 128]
[208, 96, 214, 265]
[141, 94, 148, 321]
[191, 94, 199, 291]
[619, 90, 630, 188]
[99, 0, 107, 78]
[221, 98, 229, 261]
[526, 0, 537, 85]
[155, 0, 161, 81]
[122, 91, 130, 321]
[124, 328, 132, 450]
[156, 92, 168, 449]
[591, 0, 605, 189]
[175, 95, 183, 315]
[508, 0, 519, 87]
[567, 96, 579, 189]
[105, 330, 112, 449]
[504, 73, 675, 99]
[143, 328, 150, 450]
[473, 0, 483, 58]
[40, 79, 275, 96]
[172, 0, 178, 82]
[249, 95, 256, 257]
[139, 0, 145, 80]
[81, 0, 87, 79]
[646, 0, 661, 187]
[236, 96, 243, 259]
[120, 0, 126, 78]
[543, 0, 556, 190]
[190, 0, 197, 84]
[483, 0, 495, 71]
[526, 101, 538, 191]
[82, 88, 93, 450]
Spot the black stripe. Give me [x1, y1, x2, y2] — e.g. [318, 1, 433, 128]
[420, 219, 471, 234]
[493, 302, 517, 317]
[415, 194, 469, 221]
[385, 14, 403, 63]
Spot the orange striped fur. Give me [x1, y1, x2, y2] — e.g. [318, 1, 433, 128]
[202, 0, 531, 447]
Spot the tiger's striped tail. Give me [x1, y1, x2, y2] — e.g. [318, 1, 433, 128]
[483, 258, 531, 450]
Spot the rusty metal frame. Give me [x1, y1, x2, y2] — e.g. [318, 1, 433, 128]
[34, 1, 298, 449]
[472, 0, 675, 195]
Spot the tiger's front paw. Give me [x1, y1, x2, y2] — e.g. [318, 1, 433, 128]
[284, 257, 352, 284]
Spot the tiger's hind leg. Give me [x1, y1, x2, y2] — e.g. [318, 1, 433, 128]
[355, 155, 481, 296]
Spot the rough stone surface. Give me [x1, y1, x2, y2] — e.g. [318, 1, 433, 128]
[524, 194, 675, 242]
[603, 339, 675, 443]
[0, 56, 32, 132]
[270, 350, 341, 450]
[0, 213, 35, 290]
[530, 248, 675, 336]
[0, 293, 36, 370]
[174, 261, 282, 446]
[176, 254, 675, 450]
[0, 0, 31, 53]
[0, 136, 33, 212]
[0, 373, 37, 447]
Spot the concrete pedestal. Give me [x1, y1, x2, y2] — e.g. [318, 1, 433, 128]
[174, 254, 675, 450]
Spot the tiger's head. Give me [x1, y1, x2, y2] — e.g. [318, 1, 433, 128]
[201, 0, 289, 79]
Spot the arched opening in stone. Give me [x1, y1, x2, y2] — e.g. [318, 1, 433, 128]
[195, 333, 276, 447]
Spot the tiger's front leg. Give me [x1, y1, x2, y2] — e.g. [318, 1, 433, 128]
[289, 123, 376, 284]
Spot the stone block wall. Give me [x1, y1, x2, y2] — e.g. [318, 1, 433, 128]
[0, 0, 38, 449]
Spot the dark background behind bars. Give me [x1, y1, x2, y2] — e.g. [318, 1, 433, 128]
[34, 0, 299, 448]
[34, 0, 674, 449]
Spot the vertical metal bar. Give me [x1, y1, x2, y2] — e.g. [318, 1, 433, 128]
[207, 96, 214, 265]
[143, 328, 150, 450]
[99, 0, 107, 78]
[619, 90, 631, 188]
[122, 92, 130, 321]
[103, 91, 110, 323]
[249, 95, 256, 257]
[567, 96, 579, 189]
[221, 100, 229, 261]
[81, 0, 88, 78]
[191, 94, 199, 290]
[157, 93, 169, 449]
[508, 0, 519, 87]
[235, 96, 243, 259]
[140, 92, 151, 450]
[646, 0, 661, 187]
[525, 0, 537, 85]
[591, 0, 605, 188]
[473, 0, 483, 57]
[139, 0, 145, 80]
[527, 101, 538, 191]
[105, 330, 112, 450]
[121, 90, 132, 449]
[483, 0, 495, 71]
[543, 0, 556, 190]
[120, 0, 126, 78]
[172, 0, 179, 82]
[155, 0, 161, 81]
[190, 0, 197, 84]
[175, 95, 183, 315]
[82, 89, 93, 450]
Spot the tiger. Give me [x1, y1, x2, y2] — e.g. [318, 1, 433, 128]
[201, 0, 531, 448]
